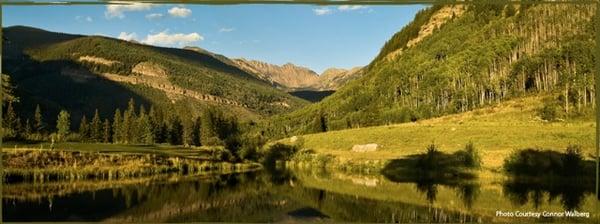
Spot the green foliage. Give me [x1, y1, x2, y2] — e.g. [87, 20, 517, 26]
[503, 145, 589, 177]
[34, 104, 44, 134]
[266, 3, 596, 139]
[457, 142, 481, 168]
[3, 101, 19, 139]
[262, 143, 299, 165]
[56, 110, 71, 141]
[102, 118, 111, 143]
[79, 115, 90, 141]
[538, 98, 563, 121]
[90, 109, 102, 142]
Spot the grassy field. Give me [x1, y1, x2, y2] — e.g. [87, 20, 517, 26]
[2, 143, 261, 181]
[281, 96, 595, 170]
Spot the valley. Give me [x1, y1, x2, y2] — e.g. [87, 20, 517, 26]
[2, 2, 598, 223]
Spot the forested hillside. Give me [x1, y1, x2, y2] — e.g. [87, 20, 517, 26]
[2, 26, 308, 130]
[265, 3, 597, 137]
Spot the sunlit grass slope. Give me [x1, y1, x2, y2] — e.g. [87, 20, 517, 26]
[284, 96, 595, 170]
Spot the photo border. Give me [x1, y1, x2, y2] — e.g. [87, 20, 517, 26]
[0, 0, 598, 222]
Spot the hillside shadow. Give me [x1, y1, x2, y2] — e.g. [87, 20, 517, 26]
[3, 54, 152, 128]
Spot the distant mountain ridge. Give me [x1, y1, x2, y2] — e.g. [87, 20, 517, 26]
[233, 58, 363, 91]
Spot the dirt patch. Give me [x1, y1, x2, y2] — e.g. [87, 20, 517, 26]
[78, 55, 121, 66]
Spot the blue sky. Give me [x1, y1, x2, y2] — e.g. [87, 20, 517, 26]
[4, 4, 424, 74]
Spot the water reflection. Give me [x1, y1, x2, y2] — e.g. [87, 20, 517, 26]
[502, 178, 595, 211]
[3, 168, 598, 223]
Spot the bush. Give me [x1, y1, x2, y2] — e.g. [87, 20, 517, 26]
[459, 142, 481, 168]
[417, 144, 441, 170]
[562, 145, 583, 175]
[503, 145, 586, 177]
[262, 143, 298, 165]
[538, 99, 563, 121]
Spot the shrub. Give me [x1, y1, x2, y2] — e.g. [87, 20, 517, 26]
[538, 100, 563, 121]
[262, 143, 298, 165]
[417, 144, 441, 170]
[562, 145, 583, 175]
[503, 145, 586, 177]
[460, 142, 481, 168]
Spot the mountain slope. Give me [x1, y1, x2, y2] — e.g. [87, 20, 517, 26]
[232, 59, 320, 89]
[2, 26, 308, 126]
[266, 3, 596, 137]
[313, 67, 364, 90]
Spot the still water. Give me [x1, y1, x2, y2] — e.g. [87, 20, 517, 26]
[3, 168, 599, 223]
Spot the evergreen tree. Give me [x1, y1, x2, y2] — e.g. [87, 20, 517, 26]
[24, 118, 32, 138]
[56, 110, 71, 141]
[79, 115, 90, 141]
[182, 119, 194, 147]
[192, 117, 202, 146]
[122, 98, 136, 144]
[200, 108, 220, 146]
[112, 108, 122, 143]
[15, 117, 23, 140]
[3, 101, 18, 139]
[137, 108, 154, 144]
[167, 116, 183, 145]
[91, 109, 102, 142]
[103, 118, 111, 143]
[34, 104, 44, 134]
[148, 106, 160, 143]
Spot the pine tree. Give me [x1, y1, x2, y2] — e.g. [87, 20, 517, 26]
[183, 119, 194, 147]
[3, 101, 18, 139]
[79, 115, 90, 141]
[56, 110, 71, 141]
[103, 118, 111, 143]
[112, 108, 122, 143]
[24, 118, 32, 139]
[192, 117, 202, 146]
[167, 116, 183, 145]
[137, 108, 154, 144]
[200, 108, 219, 146]
[34, 104, 44, 134]
[122, 98, 136, 144]
[91, 109, 102, 142]
[15, 117, 23, 140]
[148, 106, 160, 143]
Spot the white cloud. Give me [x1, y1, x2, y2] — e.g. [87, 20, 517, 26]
[313, 7, 332, 16]
[142, 31, 203, 47]
[338, 5, 367, 11]
[219, 27, 235, 33]
[118, 32, 138, 41]
[168, 6, 192, 18]
[105, 2, 153, 19]
[75, 16, 93, 22]
[145, 13, 163, 20]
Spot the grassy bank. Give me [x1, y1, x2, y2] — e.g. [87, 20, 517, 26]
[2, 146, 261, 182]
[279, 96, 595, 171]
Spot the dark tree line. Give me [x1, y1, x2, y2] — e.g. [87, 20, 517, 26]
[3, 98, 243, 150]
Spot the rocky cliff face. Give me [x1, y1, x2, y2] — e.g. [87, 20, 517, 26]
[233, 58, 364, 91]
[233, 59, 320, 89]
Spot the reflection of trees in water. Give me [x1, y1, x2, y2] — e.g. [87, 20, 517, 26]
[288, 184, 484, 223]
[407, 177, 480, 209]
[502, 179, 593, 211]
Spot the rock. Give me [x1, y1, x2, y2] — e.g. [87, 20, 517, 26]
[290, 136, 298, 143]
[352, 144, 378, 152]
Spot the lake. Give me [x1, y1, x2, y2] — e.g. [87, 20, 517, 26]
[3, 168, 599, 223]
